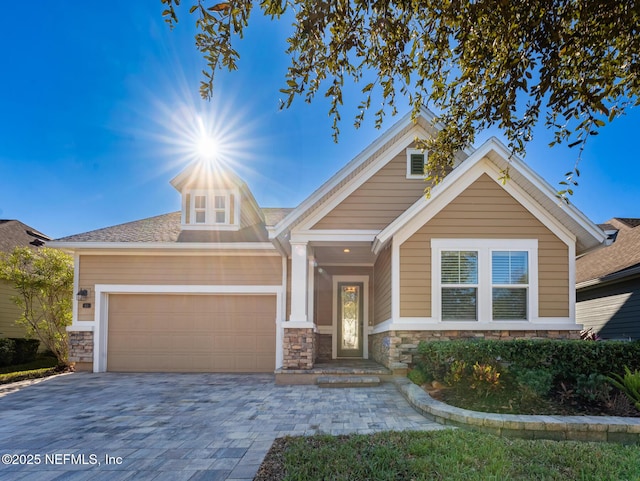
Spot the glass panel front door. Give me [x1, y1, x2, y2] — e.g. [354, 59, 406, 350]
[337, 282, 363, 357]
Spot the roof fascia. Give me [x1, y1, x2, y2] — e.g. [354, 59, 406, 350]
[47, 241, 278, 253]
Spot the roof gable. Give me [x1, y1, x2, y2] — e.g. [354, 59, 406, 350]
[373, 138, 606, 256]
[271, 107, 457, 240]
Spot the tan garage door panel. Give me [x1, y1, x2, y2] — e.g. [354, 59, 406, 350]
[107, 294, 276, 373]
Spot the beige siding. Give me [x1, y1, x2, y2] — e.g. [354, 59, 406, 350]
[107, 294, 276, 372]
[373, 246, 392, 324]
[314, 266, 373, 327]
[313, 149, 431, 230]
[400, 173, 569, 318]
[0, 281, 27, 338]
[78, 254, 282, 321]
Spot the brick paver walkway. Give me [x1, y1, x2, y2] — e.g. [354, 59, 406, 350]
[0, 373, 445, 480]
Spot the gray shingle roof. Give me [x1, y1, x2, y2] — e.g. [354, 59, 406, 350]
[0, 220, 50, 253]
[576, 218, 640, 284]
[53, 208, 293, 244]
[54, 212, 183, 243]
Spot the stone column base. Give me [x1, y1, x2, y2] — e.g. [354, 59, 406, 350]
[282, 328, 315, 370]
[68, 331, 93, 371]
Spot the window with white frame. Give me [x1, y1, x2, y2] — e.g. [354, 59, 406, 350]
[432, 239, 537, 322]
[194, 195, 207, 223]
[492, 251, 528, 320]
[213, 195, 227, 224]
[187, 190, 234, 227]
[441, 250, 478, 320]
[406, 148, 427, 179]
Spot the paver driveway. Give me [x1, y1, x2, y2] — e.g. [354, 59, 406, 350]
[0, 372, 444, 481]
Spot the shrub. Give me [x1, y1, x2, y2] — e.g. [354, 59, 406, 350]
[575, 373, 611, 404]
[445, 360, 468, 387]
[470, 362, 501, 395]
[513, 368, 554, 397]
[607, 366, 640, 411]
[414, 339, 640, 386]
[0, 339, 16, 367]
[407, 368, 428, 386]
[9, 338, 40, 365]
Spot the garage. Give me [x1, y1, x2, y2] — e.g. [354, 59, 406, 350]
[106, 293, 276, 372]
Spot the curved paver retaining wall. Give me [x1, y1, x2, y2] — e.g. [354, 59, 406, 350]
[394, 377, 640, 444]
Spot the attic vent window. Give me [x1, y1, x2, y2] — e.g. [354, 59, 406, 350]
[406, 148, 427, 179]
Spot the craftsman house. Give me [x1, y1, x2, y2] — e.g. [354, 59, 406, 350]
[50, 108, 607, 373]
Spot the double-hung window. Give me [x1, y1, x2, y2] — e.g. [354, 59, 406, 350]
[492, 251, 528, 320]
[432, 239, 537, 323]
[441, 251, 478, 320]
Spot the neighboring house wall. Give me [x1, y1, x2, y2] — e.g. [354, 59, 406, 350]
[577, 277, 640, 340]
[312, 148, 430, 230]
[399, 173, 569, 318]
[77, 254, 282, 322]
[0, 280, 23, 338]
[373, 245, 392, 325]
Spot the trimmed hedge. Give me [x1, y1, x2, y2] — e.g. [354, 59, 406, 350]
[414, 339, 640, 384]
[0, 338, 16, 367]
[9, 338, 39, 365]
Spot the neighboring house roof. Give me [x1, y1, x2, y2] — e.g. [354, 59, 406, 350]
[52, 208, 293, 246]
[0, 220, 50, 252]
[576, 217, 640, 286]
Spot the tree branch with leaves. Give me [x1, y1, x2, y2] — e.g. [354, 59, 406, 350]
[161, 0, 639, 197]
[0, 247, 73, 365]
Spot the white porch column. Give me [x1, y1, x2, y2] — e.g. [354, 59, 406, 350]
[289, 241, 308, 322]
[307, 248, 315, 324]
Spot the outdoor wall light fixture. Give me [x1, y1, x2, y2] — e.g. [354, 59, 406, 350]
[76, 288, 89, 301]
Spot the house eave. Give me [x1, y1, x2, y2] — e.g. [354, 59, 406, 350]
[47, 241, 279, 253]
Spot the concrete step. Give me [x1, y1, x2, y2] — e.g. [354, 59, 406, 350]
[316, 375, 381, 388]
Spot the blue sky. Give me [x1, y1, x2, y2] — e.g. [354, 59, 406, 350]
[1, 1, 638, 240]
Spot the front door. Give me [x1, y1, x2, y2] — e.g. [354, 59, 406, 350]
[337, 282, 364, 358]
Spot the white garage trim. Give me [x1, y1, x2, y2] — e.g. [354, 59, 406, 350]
[93, 284, 283, 373]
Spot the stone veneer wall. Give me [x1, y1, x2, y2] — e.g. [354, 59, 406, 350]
[316, 333, 332, 362]
[282, 328, 315, 369]
[68, 331, 93, 371]
[370, 330, 581, 369]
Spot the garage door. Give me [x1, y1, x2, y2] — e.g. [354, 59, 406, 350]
[107, 294, 276, 372]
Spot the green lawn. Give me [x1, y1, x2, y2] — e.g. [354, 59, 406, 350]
[256, 430, 640, 481]
[0, 355, 61, 384]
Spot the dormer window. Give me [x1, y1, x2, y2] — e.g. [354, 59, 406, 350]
[406, 148, 427, 179]
[194, 195, 207, 223]
[183, 189, 239, 230]
[214, 195, 227, 223]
